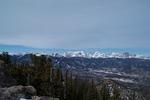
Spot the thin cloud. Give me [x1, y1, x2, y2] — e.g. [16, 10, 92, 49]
[0, 0, 150, 49]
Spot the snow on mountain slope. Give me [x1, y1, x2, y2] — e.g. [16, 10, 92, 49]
[63, 51, 87, 58]
[51, 51, 150, 59]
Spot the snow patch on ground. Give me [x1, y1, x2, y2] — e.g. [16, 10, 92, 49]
[112, 78, 134, 83]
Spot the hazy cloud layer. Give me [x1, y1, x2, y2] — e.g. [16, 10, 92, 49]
[0, 0, 150, 49]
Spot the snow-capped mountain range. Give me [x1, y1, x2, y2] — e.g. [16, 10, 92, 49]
[1, 50, 149, 59]
[51, 51, 150, 59]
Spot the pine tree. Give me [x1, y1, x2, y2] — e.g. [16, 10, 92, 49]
[99, 84, 110, 100]
[112, 84, 121, 100]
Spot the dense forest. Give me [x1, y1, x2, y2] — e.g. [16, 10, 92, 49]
[0, 52, 143, 100]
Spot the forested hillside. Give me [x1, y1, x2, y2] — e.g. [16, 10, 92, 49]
[0, 52, 146, 100]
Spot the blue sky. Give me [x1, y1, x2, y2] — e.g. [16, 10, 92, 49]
[0, 0, 150, 51]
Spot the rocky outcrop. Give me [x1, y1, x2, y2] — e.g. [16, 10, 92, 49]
[0, 85, 36, 100]
[32, 96, 59, 100]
